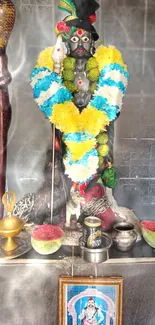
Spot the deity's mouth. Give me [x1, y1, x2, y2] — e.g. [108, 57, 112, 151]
[76, 48, 85, 53]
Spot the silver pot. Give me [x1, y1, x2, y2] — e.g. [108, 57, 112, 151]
[79, 233, 112, 264]
[112, 222, 137, 252]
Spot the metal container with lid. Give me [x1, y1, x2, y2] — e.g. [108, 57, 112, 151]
[83, 216, 102, 248]
[79, 233, 112, 263]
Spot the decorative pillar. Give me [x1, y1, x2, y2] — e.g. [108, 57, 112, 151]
[0, 0, 15, 219]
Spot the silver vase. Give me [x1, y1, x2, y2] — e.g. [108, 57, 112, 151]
[112, 222, 137, 252]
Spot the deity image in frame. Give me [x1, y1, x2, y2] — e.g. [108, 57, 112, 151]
[59, 277, 123, 325]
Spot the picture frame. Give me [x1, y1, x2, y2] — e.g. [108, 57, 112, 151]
[59, 276, 123, 325]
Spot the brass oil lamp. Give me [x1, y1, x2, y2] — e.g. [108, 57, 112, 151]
[0, 191, 24, 251]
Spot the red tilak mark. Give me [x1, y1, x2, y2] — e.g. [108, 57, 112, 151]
[78, 80, 83, 86]
[57, 48, 60, 51]
[77, 29, 83, 36]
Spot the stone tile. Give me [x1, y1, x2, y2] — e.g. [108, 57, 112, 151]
[149, 180, 155, 196]
[114, 138, 136, 154]
[143, 51, 155, 95]
[141, 97, 155, 125]
[116, 0, 125, 5]
[30, 0, 52, 5]
[124, 0, 145, 7]
[131, 120, 146, 138]
[8, 3, 54, 77]
[150, 159, 155, 166]
[139, 125, 155, 138]
[114, 138, 152, 160]
[143, 196, 155, 204]
[130, 139, 151, 159]
[130, 158, 148, 166]
[114, 178, 149, 213]
[116, 0, 145, 7]
[114, 180, 143, 210]
[7, 85, 51, 200]
[19, 4, 54, 47]
[100, 0, 117, 8]
[130, 165, 149, 178]
[0, 263, 71, 325]
[151, 141, 155, 158]
[114, 152, 130, 166]
[13, 0, 22, 5]
[115, 166, 130, 178]
[103, 7, 145, 48]
[118, 178, 149, 196]
[115, 97, 143, 138]
[70, 257, 96, 276]
[115, 115, 132, 138]
[147, 0, 155, 8]
[149, 166, 155, 178]
[22, 0, 30, 4]
[121, 49, 143, 95]
[139, 203, 155, 219]
[145, 9, 155, 48]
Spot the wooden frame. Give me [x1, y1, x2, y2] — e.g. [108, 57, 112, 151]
[59, 276, 123, 325]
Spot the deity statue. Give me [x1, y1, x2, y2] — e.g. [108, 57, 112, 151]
[14, 0, 142, 236]
[78, 297, 104, 325]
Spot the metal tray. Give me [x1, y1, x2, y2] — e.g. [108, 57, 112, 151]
[0, 231, 32, 260]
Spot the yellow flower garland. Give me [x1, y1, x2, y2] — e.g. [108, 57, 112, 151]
[94, 45, 128, 71]
[36, 45, 127, 162]
[65, 138, 96, 161]
[50, 102, 110, 136]
[36, 47, 55, 71]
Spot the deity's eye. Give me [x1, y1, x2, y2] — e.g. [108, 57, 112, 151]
[81, 36, 90, 43]
[70, 36, 79, 43]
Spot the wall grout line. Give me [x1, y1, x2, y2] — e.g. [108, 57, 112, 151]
[119, 177, 155, 180]
[142, 0, 148, 75]
[98, 0, 102, 39]
[119, 47, 155, 51]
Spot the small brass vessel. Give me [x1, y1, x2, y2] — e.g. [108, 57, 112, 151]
[112, 222, 137, 252]
[0, 191, 24, 252]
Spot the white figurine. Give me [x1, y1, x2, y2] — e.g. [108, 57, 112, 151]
[52, 34, 64, 74]
[65, 186, 85, 228]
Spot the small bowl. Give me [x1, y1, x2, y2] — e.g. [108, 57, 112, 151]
[141, 221, 155, 248]
[79, 233, 112, 264]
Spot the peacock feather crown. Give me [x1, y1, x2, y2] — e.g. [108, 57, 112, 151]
[55, 0, 100, 41]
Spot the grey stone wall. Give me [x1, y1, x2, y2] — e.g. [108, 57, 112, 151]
[0, 260, 155, 325]
[6, 0, 155, 220]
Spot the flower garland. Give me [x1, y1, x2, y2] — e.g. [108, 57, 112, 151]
[30, 45, 129, 184]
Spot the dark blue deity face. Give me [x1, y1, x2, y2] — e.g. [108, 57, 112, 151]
[66, 29, 94, 58]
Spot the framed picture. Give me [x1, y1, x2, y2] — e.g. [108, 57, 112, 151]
[59, 276, 123, 325]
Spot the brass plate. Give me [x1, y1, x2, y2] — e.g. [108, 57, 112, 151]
[0, 231, 31, 260]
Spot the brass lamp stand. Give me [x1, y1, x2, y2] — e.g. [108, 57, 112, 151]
[0, 191, 24, 251]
